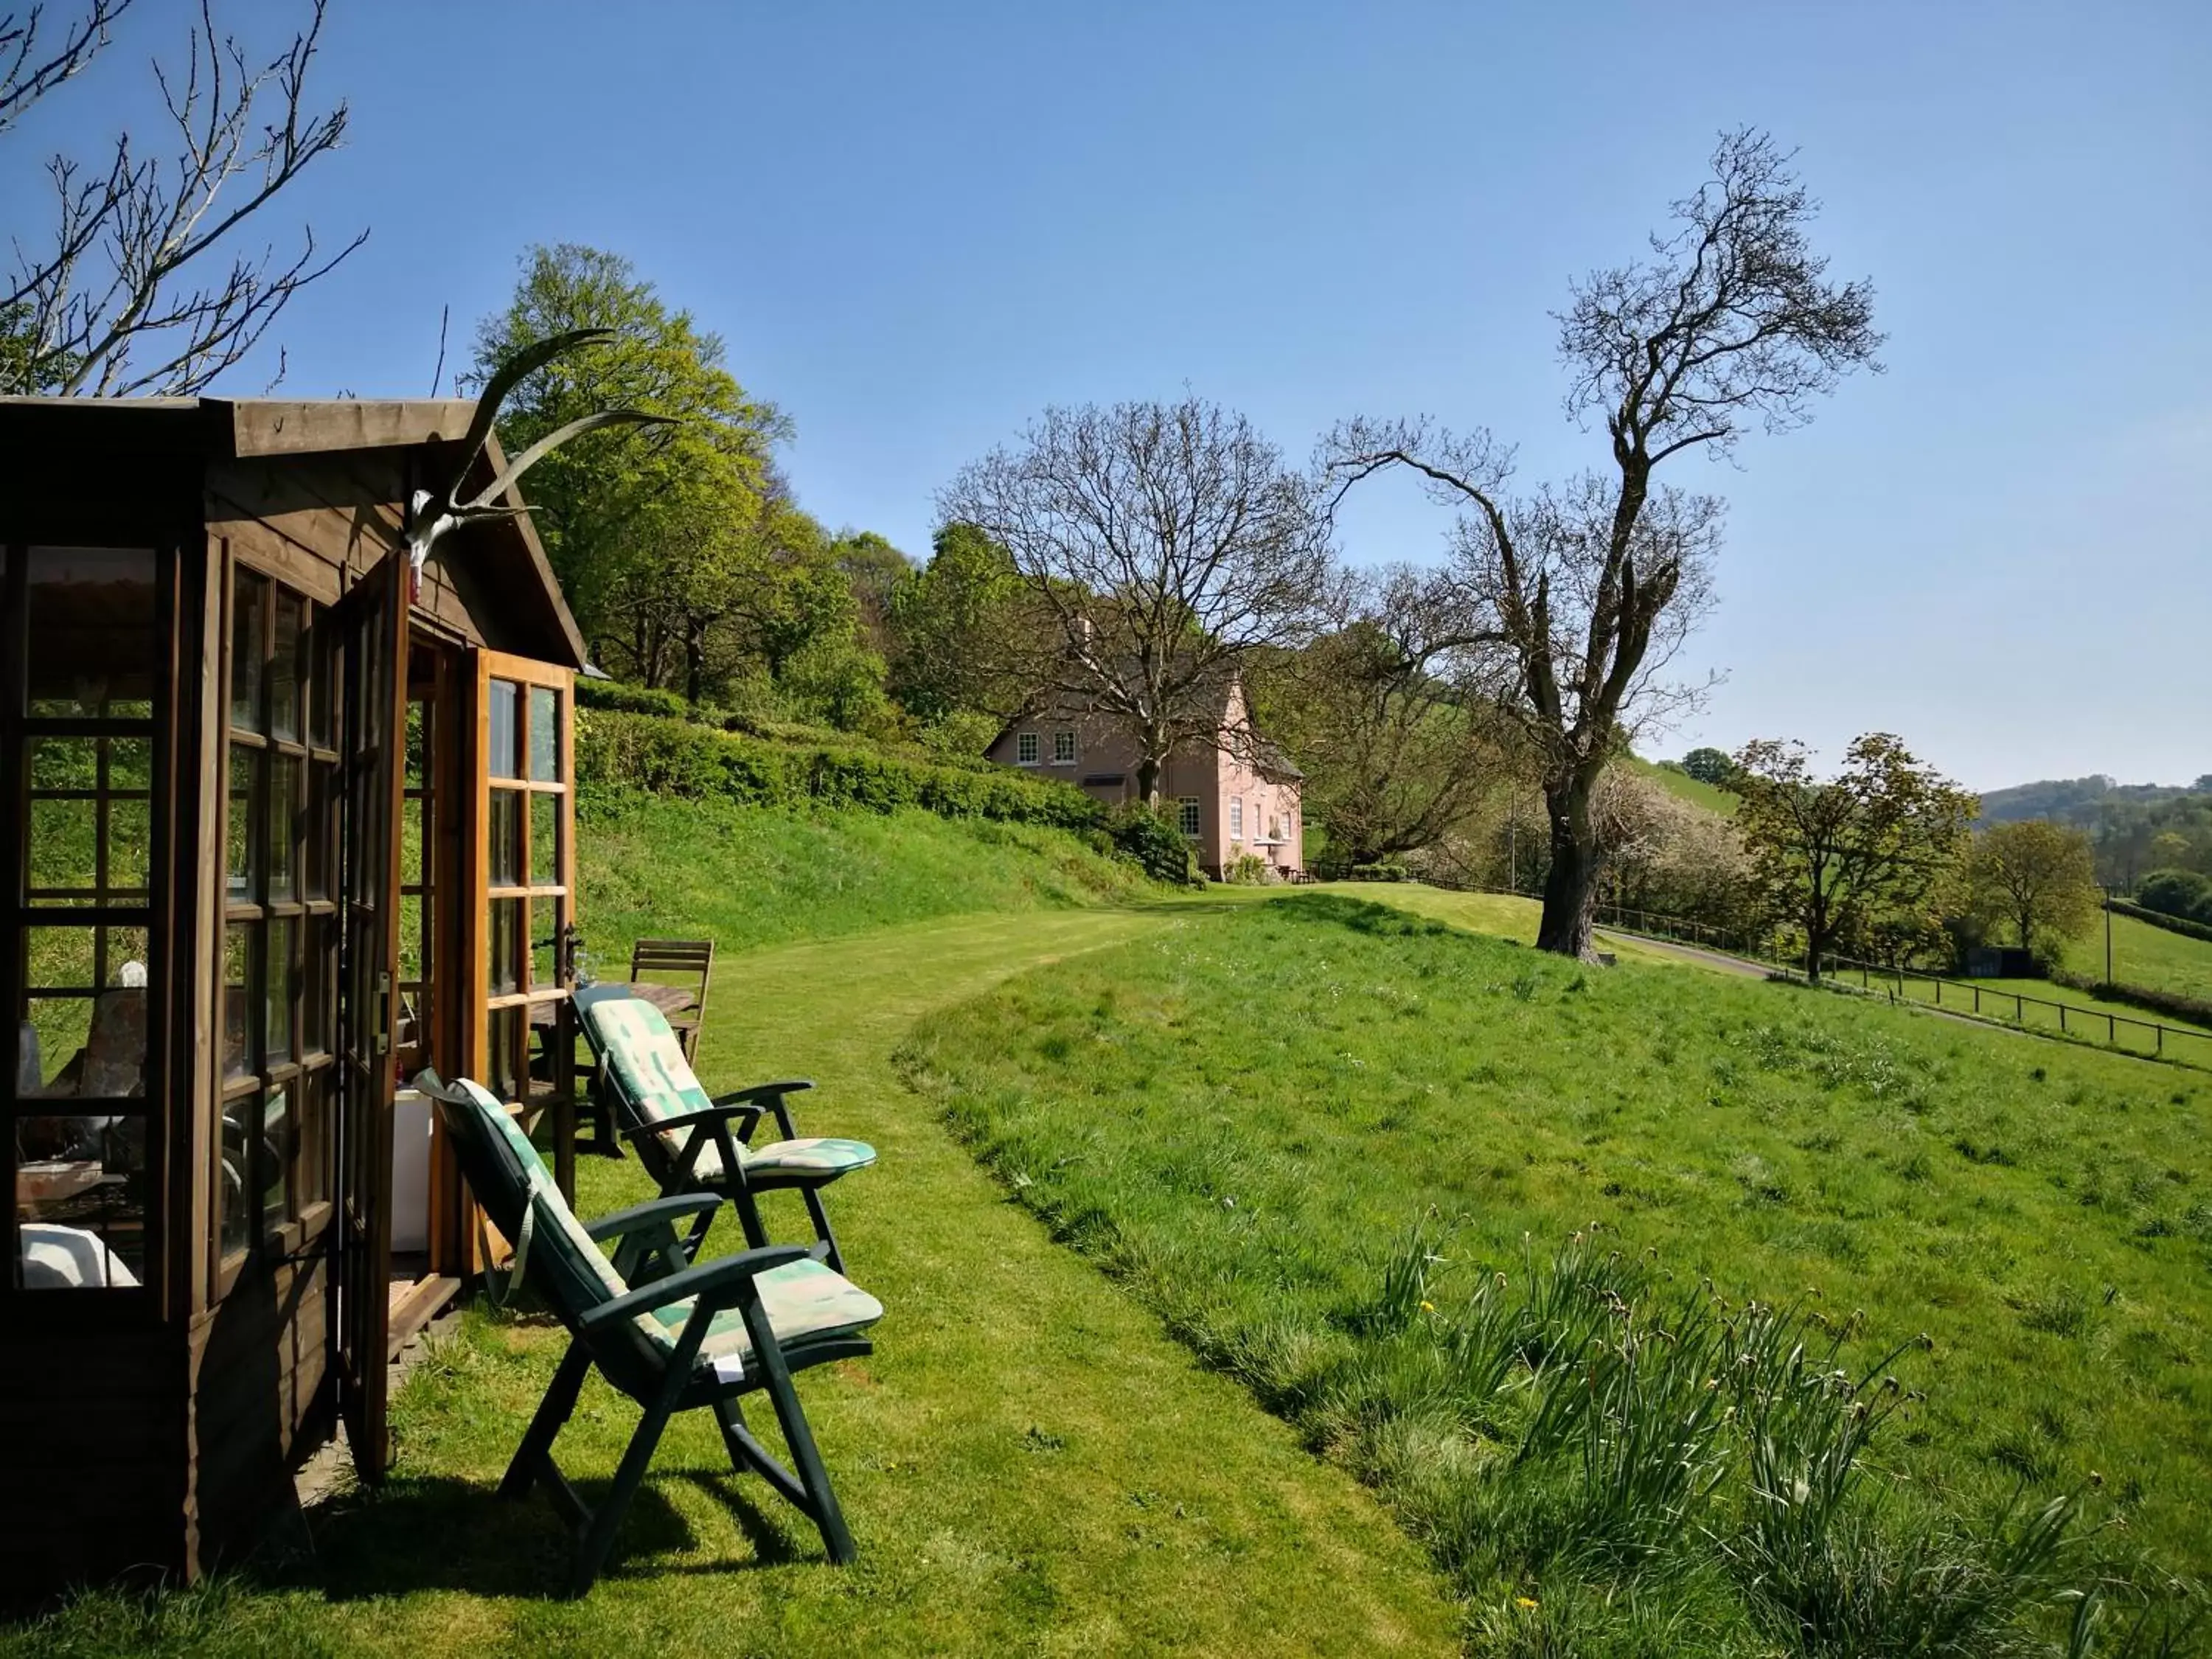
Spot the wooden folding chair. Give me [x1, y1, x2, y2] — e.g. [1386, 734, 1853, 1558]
[629, 938, 714, 1061]
[415, 1070, 882, 1594]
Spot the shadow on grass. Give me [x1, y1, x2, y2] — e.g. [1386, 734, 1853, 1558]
[265, 1465, 804, 1601]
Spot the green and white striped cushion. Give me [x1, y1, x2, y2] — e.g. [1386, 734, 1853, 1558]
[642, 1256, 883, 1382]
[586, 995, 874, 1183]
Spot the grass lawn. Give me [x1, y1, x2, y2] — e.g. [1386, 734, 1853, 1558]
[1624, 755, 1739, 818]
[5, 904, 1458, 1659]
[899, 894, 2212, 1655]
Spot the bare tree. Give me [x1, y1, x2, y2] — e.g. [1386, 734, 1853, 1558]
[1325, 130, 1882, 959]
[2, 0, 362, 396]
[940, 397, 1335, 805]
[1253, 562, 1521, 868]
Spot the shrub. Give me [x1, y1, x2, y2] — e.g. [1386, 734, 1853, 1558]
[1223, 852, 1273, 886]
[574, 678, 690, 720]
[1349, 859, 1411, 883]
[574, 708, 1108, 835]
[2137, 869, 2212, 925]
[1107, 803, 1198, 886]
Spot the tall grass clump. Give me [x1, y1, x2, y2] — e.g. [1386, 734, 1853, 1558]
[1312, 1229, 2172, 1655]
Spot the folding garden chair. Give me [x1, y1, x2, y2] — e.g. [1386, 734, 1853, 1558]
[629, 938, 714, 1060]
[574, 985, 874, 1273]
[414, 1070, 882, 1595]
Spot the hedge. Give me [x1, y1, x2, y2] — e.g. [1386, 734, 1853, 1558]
[574, 707, 1106, 832]
[2107, 897, 2212, 946]
[2048, 968, 2212, 1032]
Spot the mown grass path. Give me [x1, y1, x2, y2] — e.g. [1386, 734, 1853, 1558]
[5, 903, 1460, 1659]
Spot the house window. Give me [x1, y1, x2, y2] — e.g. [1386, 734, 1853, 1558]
[1053, 730, 1076, 765]
[1178, 798, 1201, 838]
[1229, 797, 1243, 839]
[1016, 731, 1039, 765]
[218, 566, 338, 1277]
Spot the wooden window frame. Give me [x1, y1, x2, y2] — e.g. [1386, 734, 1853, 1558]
[2, 543, 170, 1307]
[1016, 731, 1039, 765]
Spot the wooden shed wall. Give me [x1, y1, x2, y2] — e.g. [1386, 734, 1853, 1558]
[0, 1325, 192, 1587]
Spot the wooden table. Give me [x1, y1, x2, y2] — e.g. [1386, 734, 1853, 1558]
[526, 981, 698, 1029]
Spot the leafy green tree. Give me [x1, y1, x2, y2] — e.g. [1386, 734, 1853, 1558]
[1966, 819, 2099, 956]
[1731, 734, 1976, 981]
[1679, 747, 1739, 787]
[886, 522, 1048, 725]
[832, 531, 915, 655]
[470, 243, 787, 684]
[2138, 869, 2212, 925]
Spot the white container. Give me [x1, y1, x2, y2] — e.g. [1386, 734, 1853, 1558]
[390, 1088, 432, 1253]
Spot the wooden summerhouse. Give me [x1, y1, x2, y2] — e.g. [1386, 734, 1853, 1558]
[1, 397, 588, 1591]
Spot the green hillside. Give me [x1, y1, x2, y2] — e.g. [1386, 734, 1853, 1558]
[2058, 910, 2212, 1006]
[1626, 753, 1739, 816]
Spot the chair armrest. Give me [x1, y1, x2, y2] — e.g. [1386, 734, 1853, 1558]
[583, 1192, 720, 1243]
[577, 1242, 813, 1330]
[712, 1080, 813, 1141]
[622, 1101, 763, 1143]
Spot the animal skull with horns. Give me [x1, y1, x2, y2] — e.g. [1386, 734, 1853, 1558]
[404, 327, 674, 601]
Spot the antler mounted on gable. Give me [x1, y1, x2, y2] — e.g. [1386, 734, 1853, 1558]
[404, 327, 674, 599]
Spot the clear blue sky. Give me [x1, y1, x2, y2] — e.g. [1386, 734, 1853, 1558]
[10, 0, 2206, 789]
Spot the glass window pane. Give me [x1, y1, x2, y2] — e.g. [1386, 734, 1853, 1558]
[489, 897, 521, 997]
[528, 686, 560, 782]
[531, 896, 561, 992]
[108, 794, 151, 899]
[296, 1068, 329, 1210]
[23, 926, 148, 1098]
[231, 569, 267, 731]
[270, 589, 304, 741]
[405, 699, 428, 787]
[307, 608, 333, 748]
[218, 1091, 255, 1259]
[489, 789, 521, 888]
[488, 680, 520, 779]
[302, 914, 334, 1058]
[228, 747, 260, 903]
[27, 796, 98, 900]
[260, 1085, 292, 1231]
[266, 916, 295, 1063]
[304, 759, 335, 900]
[17, 1116, 148, 1289]
[224, 925, 253, 1078]
[487, 1006, 525, 1102]
[267, 752, 298, 900]
[529, 793, 559, 888]
[28, 548, 159, 717]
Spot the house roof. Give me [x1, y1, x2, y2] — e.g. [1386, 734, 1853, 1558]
[0, 395, 585, 671]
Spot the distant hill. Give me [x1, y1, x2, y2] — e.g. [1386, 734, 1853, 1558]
[1979, 775, 2212, 826]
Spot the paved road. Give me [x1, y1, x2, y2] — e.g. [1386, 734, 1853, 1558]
[1596, 929, 1772, 978]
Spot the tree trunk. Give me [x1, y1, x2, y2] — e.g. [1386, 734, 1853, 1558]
[1135, 753, 1163, 810]
[1534, 773, 1602, 959]
[684, 620, 706, 706]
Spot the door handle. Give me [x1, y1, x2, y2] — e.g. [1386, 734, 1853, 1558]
[375, 970, 391, 1056]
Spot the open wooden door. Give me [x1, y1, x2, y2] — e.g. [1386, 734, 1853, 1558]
[331, 552, 409, 1481]
[466, 651, 580, 1203]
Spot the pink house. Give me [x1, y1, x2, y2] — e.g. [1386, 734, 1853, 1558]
[984, 678, 1305, 879]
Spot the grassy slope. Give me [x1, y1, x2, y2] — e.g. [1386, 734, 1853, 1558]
[1624, 754, 1739, 817]
[2058, 911, 2212, 1004]
[6, 838, 1457, 1655]
[900, 894, 2212, 1649]
[576, 792, 1147, 960]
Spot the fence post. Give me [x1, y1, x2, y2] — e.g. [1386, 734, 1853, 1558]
[2059, 1004, 2067, 1036]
